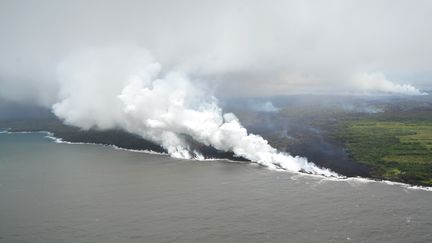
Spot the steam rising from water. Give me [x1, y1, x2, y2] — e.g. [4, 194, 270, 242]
[52, 45, 338, 177]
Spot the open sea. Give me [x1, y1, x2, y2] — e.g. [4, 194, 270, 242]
[0, 132, 431, 242]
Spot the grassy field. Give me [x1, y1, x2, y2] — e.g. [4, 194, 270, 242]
[334, 120, 432, 186]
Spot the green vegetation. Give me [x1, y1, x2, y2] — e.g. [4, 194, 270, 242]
[334, 120, 432, 186]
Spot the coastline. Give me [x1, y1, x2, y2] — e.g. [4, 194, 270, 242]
[2, 129, 431, 191]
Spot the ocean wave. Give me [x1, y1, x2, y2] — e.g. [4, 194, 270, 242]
[318, 175, 432, 192]
[1, 129, 53, 135]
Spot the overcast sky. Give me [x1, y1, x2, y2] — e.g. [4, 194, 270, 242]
[0, 0, 431, 104]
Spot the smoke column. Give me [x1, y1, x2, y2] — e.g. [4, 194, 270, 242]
[353, 72, 428, 96]
[52, 45, 338, 177]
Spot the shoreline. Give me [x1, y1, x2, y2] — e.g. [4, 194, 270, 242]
[2, 129, 431, 191]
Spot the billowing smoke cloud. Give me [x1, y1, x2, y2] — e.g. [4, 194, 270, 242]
[1, 0, 430, 177]
[52, 45, 337, 176]
[353, 72, 428, 95]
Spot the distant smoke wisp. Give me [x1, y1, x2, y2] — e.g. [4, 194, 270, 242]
[52, 45, 337, 177]
[353, 72, 428, 96]
[248, 100, 280, 112]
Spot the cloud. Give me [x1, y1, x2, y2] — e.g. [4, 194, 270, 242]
[0, 0, 431, 98]
[352, 72, 428, 95]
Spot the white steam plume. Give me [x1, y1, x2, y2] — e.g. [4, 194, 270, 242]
[53, 45, 338, 177]
[353, 72, 428, 96]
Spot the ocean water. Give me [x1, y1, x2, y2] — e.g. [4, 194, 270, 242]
[0, 132, 431, 242]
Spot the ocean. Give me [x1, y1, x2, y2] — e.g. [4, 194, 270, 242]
[0, 132, 431, 242]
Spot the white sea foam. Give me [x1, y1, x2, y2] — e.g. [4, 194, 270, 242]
[317, 175, 432, 192]
[0, 130, 53, 135]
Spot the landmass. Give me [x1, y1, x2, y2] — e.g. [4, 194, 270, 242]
[1, 94, 432, 186]
[332, 112, 432, 186]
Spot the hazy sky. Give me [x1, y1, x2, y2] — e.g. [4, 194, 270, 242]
[1, 0, 431, 104]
